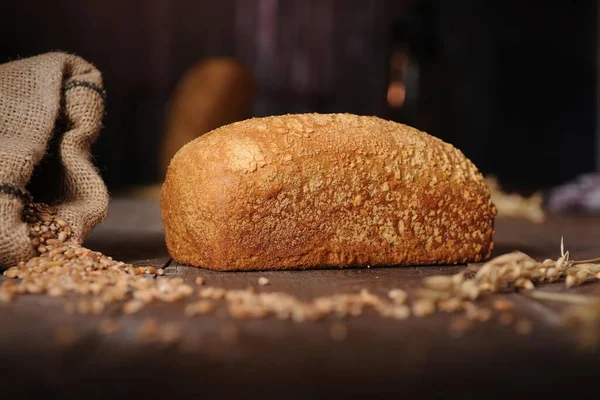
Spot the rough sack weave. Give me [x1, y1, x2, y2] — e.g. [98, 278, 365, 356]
[0, 52, 108, 268]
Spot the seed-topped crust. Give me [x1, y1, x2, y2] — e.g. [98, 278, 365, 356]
[161, 113, 496, 271]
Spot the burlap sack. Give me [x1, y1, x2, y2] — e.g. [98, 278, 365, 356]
[0, 52, 108, 268]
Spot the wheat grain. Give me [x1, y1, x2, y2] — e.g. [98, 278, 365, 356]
[258, 277, 269, 286]
[5, 204, 600, 345]
[493, 299, 514, 312]
[412, 298, 436, 317]
[387, 288, 407, 304]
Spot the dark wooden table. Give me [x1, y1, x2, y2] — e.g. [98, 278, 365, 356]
[2, 198, 600, 399]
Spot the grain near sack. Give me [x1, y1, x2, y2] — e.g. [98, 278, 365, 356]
[0, 52, 108, 268]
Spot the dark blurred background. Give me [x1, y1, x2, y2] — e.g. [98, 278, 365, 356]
[0, 0, 597, 195]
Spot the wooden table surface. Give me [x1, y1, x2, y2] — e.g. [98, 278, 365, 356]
[2, 198, 600, 399]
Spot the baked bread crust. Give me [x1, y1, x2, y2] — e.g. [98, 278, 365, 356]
[161, 113, 496, 271]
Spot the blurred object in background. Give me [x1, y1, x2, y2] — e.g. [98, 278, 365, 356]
[486, 176, 545, 223]
[386, 44, 419, 123]
[393, 0, 597, 194]
[160, 57, 255, 178]
[385, 0, 433, 130]
[235, 0, 389, 117]
[126, 57, 255, 201]
[547, 174, 600, 214]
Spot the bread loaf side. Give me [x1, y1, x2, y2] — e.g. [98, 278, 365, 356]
[161, 113, 496, 271]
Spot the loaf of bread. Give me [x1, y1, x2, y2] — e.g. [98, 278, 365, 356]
[161, 113, 496, 271]
[160, 58, 255, 180]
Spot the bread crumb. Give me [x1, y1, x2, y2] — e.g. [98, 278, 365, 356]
[258, 277, 269, 286]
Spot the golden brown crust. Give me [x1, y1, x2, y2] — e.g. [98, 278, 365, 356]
[161, 113, 496, 271]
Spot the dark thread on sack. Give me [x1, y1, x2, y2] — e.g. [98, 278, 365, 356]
[0, 183, 33, 203]
[63, 80, 107, 101]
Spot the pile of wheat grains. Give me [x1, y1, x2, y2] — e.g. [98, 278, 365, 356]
[1, 203, 190, 313]
[2, 203, 600, 345]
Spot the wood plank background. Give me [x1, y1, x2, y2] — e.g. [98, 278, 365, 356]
[0, 0, 596, 193]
